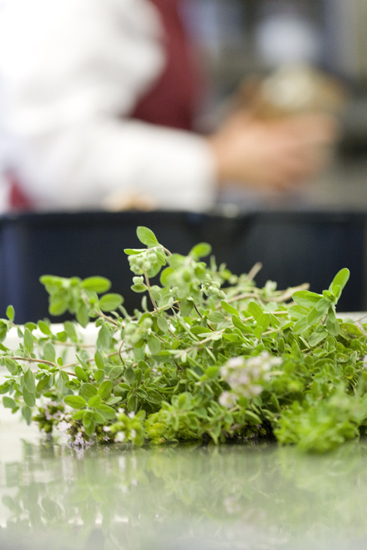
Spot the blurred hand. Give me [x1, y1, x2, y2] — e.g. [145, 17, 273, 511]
[207, 112, 339, 192]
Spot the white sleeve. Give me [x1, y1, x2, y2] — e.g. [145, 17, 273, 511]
[0, 0, 216, 211]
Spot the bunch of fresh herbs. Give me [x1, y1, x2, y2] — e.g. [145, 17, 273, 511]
[1, 226, 367, 453]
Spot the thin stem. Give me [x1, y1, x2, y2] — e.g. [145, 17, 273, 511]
[6, 356, 77, 378]
[174, 330, 225, 359]
[194, 304, 202, 318]
[193, 303, 214, 331]
[118, 340, 125, 365]
[144, 272, 158, 312]
[62, 350, 120, 371]
[168, 328, 179, 341]
[217, 282, 310, 309]
[54, 341, 96, 348]
[9, 356, 55, 368]
[246, 262, 263, 282]
[96, 310, 120, 328]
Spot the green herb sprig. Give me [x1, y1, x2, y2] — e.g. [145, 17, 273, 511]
[1, 225, 367, 453]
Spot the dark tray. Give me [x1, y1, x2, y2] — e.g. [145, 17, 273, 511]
[0, 210, 365, 323]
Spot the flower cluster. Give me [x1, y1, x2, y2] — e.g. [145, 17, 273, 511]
[220, 352, 282, 407]
[128, 250, 160, 275]
[201, 274, 226, 299]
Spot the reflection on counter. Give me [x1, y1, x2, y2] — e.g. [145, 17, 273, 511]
[1, 425, 367, 549]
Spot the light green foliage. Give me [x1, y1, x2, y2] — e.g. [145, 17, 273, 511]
[0, 226, 367, 452]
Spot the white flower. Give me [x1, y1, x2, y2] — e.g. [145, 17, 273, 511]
[57, 420, 71, 434]
[115, 432, 126, 442]
[130, 429, 136, 439]
[227, 357, 245, 368]
[128, 412, 135, 418]
[219, 391, 238, 409]
[103, 426, 111, 432]
[221, 351, 282, 400]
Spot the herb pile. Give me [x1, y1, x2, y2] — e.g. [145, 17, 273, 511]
[1, 226, 367, 453]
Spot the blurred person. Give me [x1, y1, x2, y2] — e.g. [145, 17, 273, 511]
[0, 0, 336, 212]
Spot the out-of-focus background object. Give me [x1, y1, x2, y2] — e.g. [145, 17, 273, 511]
[236, 65, 347, 120]
[1, 0, 367, 319]
[183, 0, 367, 212]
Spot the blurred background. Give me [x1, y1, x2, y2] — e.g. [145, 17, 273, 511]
[1, 0, 367, 319]
[182, 0, 367, 212]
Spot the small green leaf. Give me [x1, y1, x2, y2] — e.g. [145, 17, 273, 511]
[146, 391, 162, 405]
[43, 343, 56, 363]
[329, 268, 350, 298]
[221, 301, 239, 317]
[99, 294, 124, 312]
[180, 299, 193, 317]
[232, 315, 253, 334]
[292, 317, 309, 335]
[308, 329, 328, 347]
[24, 369, 36, 394]
[189, 243, 212, 258]
[157, 316, 169, 333]
[148, 335, 161, 354]
[23, 388, 35, 408]
[64, 321, 78, 341]
[124, 248, 146, 255]
[49, 295, 68, 316]
[82, 277, 111, 293]
[207, 312, 225, 323]
[5, 358, 18, 375]
[22, 406, 32, 425]
[326, 307, 340, 337]
[95, 404, 116, 419]
[0, 321, 8, 343]
[160, 267, 174, 286]
[95, 350, 104, 370]
[247, 301, 263, 320]
[3, 396, 16, 409]
[127, 394, 138, 412]
[88, 395, 102, 407]
[109, 366, 123, 380]
[84, 419, 95, 437]
[125, 367, 135, 386]
[307, 299, 329, 325]
[38, 320, 52, 336]
[94, 369, 105, 383]
[75, 366, 88, 382]
[97, 325, 111, 350]
[293, 290, 322, 308]
[80, 383, 98, 400]
[131, 284, 147, 293]
[245, 410, 262, 424]
[136, 226, 159, 247]
[257, 313, 271, 331]
[93, 411, 106, 424]
[6, 305, 14, 322]
[73, 410, 86, 421]
[56, 331, 67, 342]
[107, 396, 122, 406]
[98, 380, 113, 400]
[24, 328, 34, 354]
[190, 326, 212, 336]
[76, 303, 89, 328]
[64, 395, 87, 409]
[37, 375, 51, 393]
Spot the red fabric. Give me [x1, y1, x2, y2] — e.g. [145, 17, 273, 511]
[131, 0, 201, 130]
[9, 175, 33, 211]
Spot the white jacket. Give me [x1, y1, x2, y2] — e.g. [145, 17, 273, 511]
[0, 0, 215, 211]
